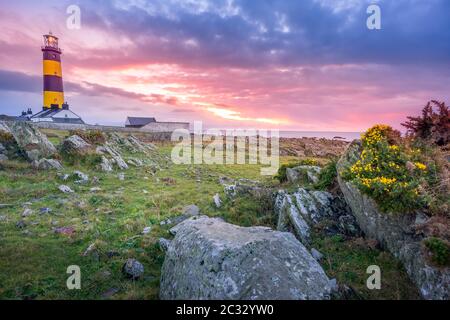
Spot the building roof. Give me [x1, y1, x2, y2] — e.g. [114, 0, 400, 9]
[30, 108, 85, 124]
[126, 117, 156, 127]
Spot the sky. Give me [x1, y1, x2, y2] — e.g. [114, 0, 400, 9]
[0, 0, 449, 131]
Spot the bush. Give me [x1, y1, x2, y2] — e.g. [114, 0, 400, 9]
[342, 124, 431, 213]
[424, 237, 450, 267]
[0, 131, 14, 145]
[402, 100, 449, 146]
[274, 158, 319, 183]
[68, 129, 105, 145]
[314, 160, 337, 190]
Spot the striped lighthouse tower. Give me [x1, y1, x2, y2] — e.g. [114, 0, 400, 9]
[42, 32, 65, 110]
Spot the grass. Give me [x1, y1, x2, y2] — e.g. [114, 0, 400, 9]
[0, 143, 273, 299]
[311, 234, 420, 300]
[0, 132, 421, 300]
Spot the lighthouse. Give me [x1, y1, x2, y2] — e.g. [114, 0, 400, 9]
[42, 32, 65, 109]
[30, 33, 84, 124]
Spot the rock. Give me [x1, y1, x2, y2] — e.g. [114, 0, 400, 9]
[54, 226, 75, 235]
[160, 216, 331, 300]
[142, 226, 152, 234]
[286, 166, 321, 184]
[58, 185, 74, 193]
[0, 154, 7, 161]
[224, 179, 268, 199]
[101, 288, 119, 299]
[213, 193, 222, 208]
[122, 258, 144, 280]
[274, 188, 360, 244]
[73, 170, 89, 182]
[58, 173, 70, 181]
[6, 121, 56, 161]
[90, 187, 102, 193]
[274, 191, 310, 245]
[337, 140, 450, 300]
[159, 238, 171, 251]
[16, 220, 26, 229]
[60, 135, 92, 157]
[21, 208, 33, 217]
[99, 156, 113, 172]
[118, 173, 125, 181]
[286, 168, 301, 184]
[311, 248, 324, 261]
[102, 145, 128, 170]
[39, 207, 52, 215]
[182, 204, 200, 217]
[32, 158, 63, 170]
[329, 278, 338, 293]
[82, 243, 96, 256]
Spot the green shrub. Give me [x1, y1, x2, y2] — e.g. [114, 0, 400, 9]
[314, 160, 337, 190]
[0, 131, 14, 145]
[274, 158, 319, 183]
[342, 124, 431, 213]
[424, 237, 450, 267]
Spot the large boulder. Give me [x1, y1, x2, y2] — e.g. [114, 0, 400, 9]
[160, 216, 332, 300]
[337, 141, 450, 300]
[60, 135, 92, 157]
[274, 188, 360, 245]
[3, 121, 56, 161]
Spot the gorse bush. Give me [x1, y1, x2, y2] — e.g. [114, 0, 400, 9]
[0, 131, 14, 145]
[314, 159, 337, 190]
[275, 158, 319, 183]
[424, 237, 450, 267]
[342, 124, 431, 213]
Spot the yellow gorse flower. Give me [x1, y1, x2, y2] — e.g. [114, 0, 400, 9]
[414, 162, 427, 170]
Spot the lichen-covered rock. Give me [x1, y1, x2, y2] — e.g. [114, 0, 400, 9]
[274, 191, 311, 245]
[160, 216, 332, 300]
[5, 121, 56, 161]
[32, 158, 63, 170]
[274, 188, 360, 244]
[60, 135, 92, 157]
[337, 141, 450, 300]
[99, 156, 113, 172]
[122, 258, 144, 279]
[58, 185, 74, 193]
[102, 145, 128, 170]
[286, 166, 321, 184]
[73, 170, 89, 182]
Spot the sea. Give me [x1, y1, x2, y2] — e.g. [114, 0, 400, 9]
[279, 131, 361, 141]
[197, 130, 362, 141]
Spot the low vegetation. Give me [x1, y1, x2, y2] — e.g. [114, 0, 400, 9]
[68, 129, 106, 145]
[424, 237, 450, 267]
[342, 124, 442, 213]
